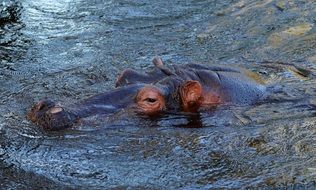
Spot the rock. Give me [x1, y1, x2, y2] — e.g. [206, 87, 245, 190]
[308, 55, 316, 64]
[283, 23, 313, 36]
[288, 66, 312, 79]
[268, 33, 283, 47]
[196, 25, 216, 44]
[268, 23, 313, 47]
[215, 10, 226, 16]
[275, 1, 286, 11]
[294, 139, 315, 153]
[0, 1, 20, 26]
[196, 33, 210, 44]
[309, 99, 316, 107]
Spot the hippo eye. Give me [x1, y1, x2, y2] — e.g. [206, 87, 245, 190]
[145, 98, 157, 103]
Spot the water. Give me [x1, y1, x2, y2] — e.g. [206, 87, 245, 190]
[0, 0, 315, 189]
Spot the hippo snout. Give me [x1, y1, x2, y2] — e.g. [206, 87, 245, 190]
[27, 99, 79, 131]
[27, 99, 56, 122]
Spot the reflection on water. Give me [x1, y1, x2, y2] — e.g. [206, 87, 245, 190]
[0, 0, 316, 189]
[23, 0, 75, 39]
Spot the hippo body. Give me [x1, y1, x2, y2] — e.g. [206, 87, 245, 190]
[173, 64, 266, 104]
[28, 57, 266, 130]
[117, 60, 266, 105]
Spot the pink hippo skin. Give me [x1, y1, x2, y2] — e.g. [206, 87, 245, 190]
[27, 57, 266, 130]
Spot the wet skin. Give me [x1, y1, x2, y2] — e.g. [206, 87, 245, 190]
[117, 57, 266, 111]
[27, 57, 266, 130]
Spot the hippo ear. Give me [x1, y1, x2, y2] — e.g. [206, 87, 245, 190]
[179, 80, 203, 112]
[152, 56, 164, 67]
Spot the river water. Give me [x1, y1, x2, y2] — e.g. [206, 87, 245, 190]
[0, 0, 315, 189]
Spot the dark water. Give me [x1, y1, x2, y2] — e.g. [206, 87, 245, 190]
[1, 0, 316, 189]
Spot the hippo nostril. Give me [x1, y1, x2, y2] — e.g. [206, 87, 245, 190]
[37, 101, 46, 111]
[48, 107, 63, 114]
[36, 99, 55, 111]
[188, 101, 197, 106]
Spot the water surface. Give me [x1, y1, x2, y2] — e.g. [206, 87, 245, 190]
[0, 0, 315, 189]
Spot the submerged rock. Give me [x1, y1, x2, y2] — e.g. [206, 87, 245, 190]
[268, 23, 313, 47]
[0, 1, 27, 62]
[308, 55, 316, 64]
[283, 23, 313, 36]
[0, 1, 20, 26]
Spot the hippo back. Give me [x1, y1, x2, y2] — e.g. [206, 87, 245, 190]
[148, 63, 266, 105]
[214, 69, 266, 104]
[185, 64, 267, 105]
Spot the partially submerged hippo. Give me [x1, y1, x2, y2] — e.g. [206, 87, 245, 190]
[27, 57, 266, 130]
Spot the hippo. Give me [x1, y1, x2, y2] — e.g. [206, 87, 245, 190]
[27, 57, 266, 130]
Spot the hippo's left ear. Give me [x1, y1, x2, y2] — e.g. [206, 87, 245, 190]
[179, 80, 203, 112]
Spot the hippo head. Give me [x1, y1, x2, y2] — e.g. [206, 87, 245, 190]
[27, 80, 208, 130]
[27, 55, 267, 131]
[27, 99, 79, 130]
[27, 84, 170, 130]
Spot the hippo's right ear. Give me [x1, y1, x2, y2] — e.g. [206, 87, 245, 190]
[152, 56, 164, 67]
[179, 80, 203, 112]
